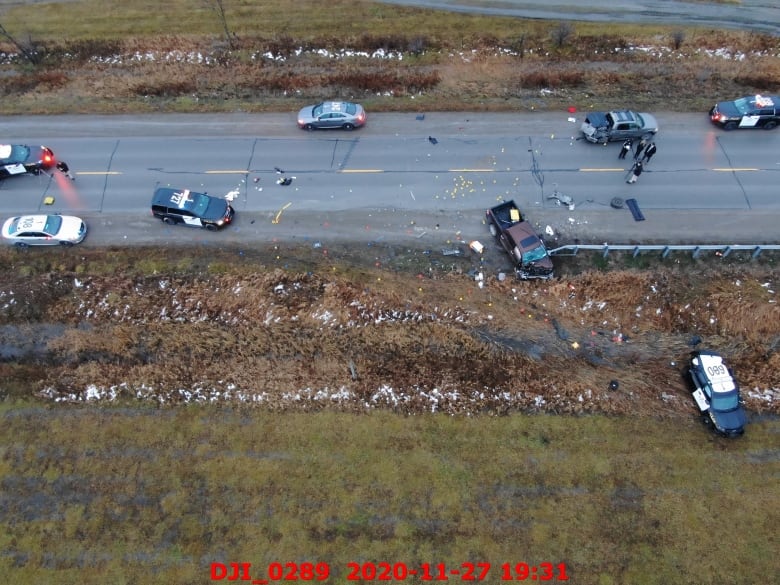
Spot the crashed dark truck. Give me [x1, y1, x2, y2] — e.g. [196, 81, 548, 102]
[485, 200, 554, 280]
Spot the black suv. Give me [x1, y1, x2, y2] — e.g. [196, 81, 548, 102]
[0, 144, 55, 178]
[709, 95, 780, 130]
[689, 350, 747, 437]
[151, 187, 234, 231]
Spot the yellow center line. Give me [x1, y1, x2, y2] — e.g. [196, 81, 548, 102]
[341, 168, 498, 173]
[206, 170, 250, 174]
[580, 168, 626, 172]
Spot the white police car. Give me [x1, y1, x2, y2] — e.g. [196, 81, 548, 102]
[689, 350, 747, 437]
[2, 214, 87, 247]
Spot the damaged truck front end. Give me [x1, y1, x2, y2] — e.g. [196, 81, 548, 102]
[486, 200, 554, 281]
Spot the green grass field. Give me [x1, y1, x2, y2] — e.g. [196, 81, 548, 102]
[1, 404, 778, 585]
[1, 0, 657, 42]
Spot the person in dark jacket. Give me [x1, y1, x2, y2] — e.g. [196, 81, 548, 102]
[642, 142, 657, 163]
[634, 138, 648, 161]
[627, 160, 644, 184]
[618, 138, 633, 160]
[56, 160, 75, 180]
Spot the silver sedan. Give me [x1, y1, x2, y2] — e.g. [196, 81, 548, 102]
[297, 101, 366, 130]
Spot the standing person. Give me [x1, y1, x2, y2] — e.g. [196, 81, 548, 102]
[626, 160, 644, 184]
[56, 160, 75, 181]
[618, 138, 633, 160]
[634, 138, 648, 161]
[643, 141, 657, 163]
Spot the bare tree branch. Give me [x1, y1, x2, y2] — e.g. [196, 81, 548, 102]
[203, 0, 236, 49]
[0, 22, 41, 65]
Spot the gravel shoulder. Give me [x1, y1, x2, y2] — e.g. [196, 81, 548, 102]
[80, 207, 780, 251]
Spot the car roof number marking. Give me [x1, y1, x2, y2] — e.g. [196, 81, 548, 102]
[170, 189, 193, 209]
[754, 94, 774, 107]
[18, 216, 48, 231]
[699, 354, 735, 393]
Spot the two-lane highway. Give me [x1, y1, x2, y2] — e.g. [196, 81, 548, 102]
[1, 112, 778, 246]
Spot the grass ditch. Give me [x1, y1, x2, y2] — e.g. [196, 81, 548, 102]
[0, 244, 777, 415]
[0, 1, 779, 114]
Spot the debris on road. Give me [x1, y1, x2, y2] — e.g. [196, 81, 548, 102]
[626, 198, 645, 221]
[271, 202, 292, 224]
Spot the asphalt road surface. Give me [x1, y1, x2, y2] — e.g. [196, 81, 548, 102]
[1, 112, 779, 248]
[375, 0, 780, 36]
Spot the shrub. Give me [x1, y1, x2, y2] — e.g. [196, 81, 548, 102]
[510, 33, 528, 59]
[520, 69, 584, 88]
[130, 74, 197, 97]
[550, 22, 575, 48]
[733, 73, 780, 90]
[60, 39, 123, 62]
[0, 70, 69, 95]
[671, 30, 686, 51]
[407, 36, 428, 55]
[324, 69, 440, 94]
[356, 33, 408, 52]
[246, 70, 317, 93]
[262, 34, 299, 58]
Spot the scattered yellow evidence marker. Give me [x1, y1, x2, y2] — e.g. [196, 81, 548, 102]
[272, 202, 292, 224]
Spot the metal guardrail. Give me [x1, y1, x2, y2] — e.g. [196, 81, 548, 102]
[548, 244, 780, 259]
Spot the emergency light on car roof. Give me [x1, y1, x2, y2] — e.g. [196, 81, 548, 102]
[755, 94, 774, 107]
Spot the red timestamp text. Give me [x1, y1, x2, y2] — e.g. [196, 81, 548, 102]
[345, 562, 569, 581]
[210, 561, 570, 583]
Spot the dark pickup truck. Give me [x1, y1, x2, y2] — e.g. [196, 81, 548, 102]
[485, 200, 554, 280]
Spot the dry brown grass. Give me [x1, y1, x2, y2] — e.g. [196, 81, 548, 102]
[1, 16, 778, 113]
[0, 248, 773, 417]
